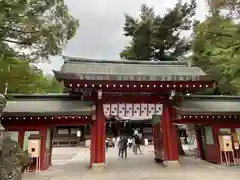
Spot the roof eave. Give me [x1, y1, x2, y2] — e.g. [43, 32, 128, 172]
[184, 95, 240, 100]
[2, 110, 94, 117]
[53, 70, 214, 82]
[176, 110, 240, 116]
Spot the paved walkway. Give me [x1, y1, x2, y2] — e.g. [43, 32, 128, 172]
[23, 146, 240, 180]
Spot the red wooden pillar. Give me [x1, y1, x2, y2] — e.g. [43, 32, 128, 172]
[18, 129, 25, 149]
[162, 102, 179, 164]
[212, 125, 221, 164]
[171, 124, 179, 160]
[49, 127, 54, 166]
[90, 122, 96, 168]
[90, 98, 105, 167]
[39, 127, 47, 170]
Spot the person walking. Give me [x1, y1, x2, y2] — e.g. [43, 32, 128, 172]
[118, 135, 122, 157]
[105, 137, 109, 152]
[76, 129, 81, 147]
[134, 134, 142, 155]
[132, 135, 137, 154]
[112, 137, 116, 148]
[128, 137, 133, 148]
[118, 135, 128, 158]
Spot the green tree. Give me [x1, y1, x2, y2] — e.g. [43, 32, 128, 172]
[0, 0, 73, 94]
[120, 1, 197, 61]
[36, 74, 64, 93]
[0, 58, 63, 94]
[0, 0, 79, 60]
[192, 17, 240, 94]
[206, 0, 240, 19]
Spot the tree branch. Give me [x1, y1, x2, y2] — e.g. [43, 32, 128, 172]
[208, 31, 233, 38]
[1, 38, 32, 45]
[0, 26, 40, 34]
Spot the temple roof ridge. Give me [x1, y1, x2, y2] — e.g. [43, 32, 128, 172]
[53, 56, 213, 82]
[62, 55, 190, 66]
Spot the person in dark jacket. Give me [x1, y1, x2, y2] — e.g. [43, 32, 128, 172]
[118, 135, 128, 159]
[134, 134, 142, 155]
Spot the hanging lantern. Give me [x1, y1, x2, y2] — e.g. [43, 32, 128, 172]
[109, 122, 112, 128]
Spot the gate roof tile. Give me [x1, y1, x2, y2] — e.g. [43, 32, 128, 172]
[2, 94, 94, 116]
[53, 56, 212, 82]
[175, 95, 240, 115]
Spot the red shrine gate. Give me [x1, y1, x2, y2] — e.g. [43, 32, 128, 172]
[0, 57, 215, 170]
[52, 57, 214, 168]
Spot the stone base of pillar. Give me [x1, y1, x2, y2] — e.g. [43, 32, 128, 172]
[91, 163, 105, 171]
[165, 160, 180, 168]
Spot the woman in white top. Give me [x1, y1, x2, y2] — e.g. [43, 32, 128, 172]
[112, 137, 116, 148]
[128, 137, 133, 148]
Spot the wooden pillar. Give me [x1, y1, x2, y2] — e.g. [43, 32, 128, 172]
[212, 125, 221, 164]
[90, 122, 96, 167]
[96, 99, 105, 163]
[39, 127, 47, 170]
[90, 98, 105, 167]
[18, 129, 25, 149]
[49, 127, 54, 166]
[153, 122, 161, 160]
[162, 102, 179, 164]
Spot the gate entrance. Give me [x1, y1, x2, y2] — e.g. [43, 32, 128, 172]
[6, 57, 240, 170]
[53, 56, 214, 168]
[0, 57, 215, 171]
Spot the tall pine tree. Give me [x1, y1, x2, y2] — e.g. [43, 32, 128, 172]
[120, 0, 197, 61]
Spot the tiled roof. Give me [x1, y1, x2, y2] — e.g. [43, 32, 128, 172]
[2, 95, 94, 116]
[53, 56, 212, 82]
[175, 95, 240, 115]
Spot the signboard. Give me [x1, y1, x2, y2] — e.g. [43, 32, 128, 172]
[31, 140, 37, 144]
[85, 140, 91, 147]
[223, 136, 231, 141]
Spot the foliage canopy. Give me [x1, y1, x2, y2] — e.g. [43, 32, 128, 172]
[120, 0, 197, 61]
[0, 0, 79, 61]
[192, 1, 240, 94]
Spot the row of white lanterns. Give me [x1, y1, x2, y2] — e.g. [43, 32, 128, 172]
[1, 116, 89, 120]
[4, 115, 235, 120]
[182, 115, 237, 119]
[68, 83, 209, 88]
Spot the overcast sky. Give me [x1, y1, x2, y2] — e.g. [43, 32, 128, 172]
[38, 0, 209, 74]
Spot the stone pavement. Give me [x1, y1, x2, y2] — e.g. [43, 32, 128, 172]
[23, 146, 240, 180]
